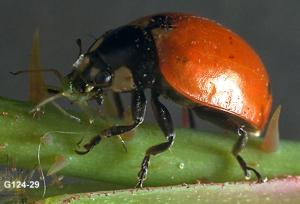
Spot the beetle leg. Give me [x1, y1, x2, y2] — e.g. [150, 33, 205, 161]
[182, 107, 196, 129]
[113, 93, 125, 119]
[136, 89, 175, 188]
[75, 90, 146, 154]
[92, 86, 124, 120]
[188, 109, 195, 129]
[232, 126, 263, 183]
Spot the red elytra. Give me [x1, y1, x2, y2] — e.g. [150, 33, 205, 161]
[152, 13, 272, 131]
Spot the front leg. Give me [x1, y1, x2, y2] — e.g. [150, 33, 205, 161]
[75, 90, 146, 154]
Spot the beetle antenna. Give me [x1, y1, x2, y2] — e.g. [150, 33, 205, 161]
[76, 38, 83, 56]
[10, 69, 64, 83]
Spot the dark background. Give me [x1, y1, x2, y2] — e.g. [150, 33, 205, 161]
[0, 0, 299, 139]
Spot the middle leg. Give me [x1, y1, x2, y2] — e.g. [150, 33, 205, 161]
[136, 89, 175, 188]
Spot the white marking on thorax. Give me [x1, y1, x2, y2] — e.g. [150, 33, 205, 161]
[73, 54, 90, 71]
[111, 66, 136, 92]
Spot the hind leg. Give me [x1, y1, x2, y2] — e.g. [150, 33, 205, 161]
[232, 126, 264, 183]
[182, 107, 195, 129]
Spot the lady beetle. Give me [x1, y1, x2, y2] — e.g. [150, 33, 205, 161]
[29, 13, 273, 187]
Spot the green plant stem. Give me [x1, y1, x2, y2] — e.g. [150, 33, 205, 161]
[0, 97, 300, 193]
[39, 177, 300, 204]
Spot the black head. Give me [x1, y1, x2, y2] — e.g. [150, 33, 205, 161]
[65, 38, 113, 95]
